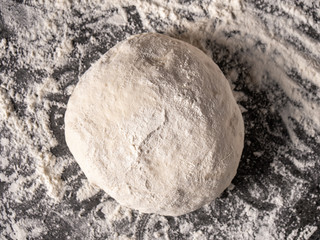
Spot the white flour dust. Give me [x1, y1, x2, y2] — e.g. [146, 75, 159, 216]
[0, 0, 319, 239]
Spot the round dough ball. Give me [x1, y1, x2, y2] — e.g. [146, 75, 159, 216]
[65, 33, 244, 216]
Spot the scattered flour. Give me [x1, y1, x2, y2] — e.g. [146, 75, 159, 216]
[0, 0, 319, 239]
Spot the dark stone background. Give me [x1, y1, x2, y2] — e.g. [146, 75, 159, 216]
[0, 0, 319, 239]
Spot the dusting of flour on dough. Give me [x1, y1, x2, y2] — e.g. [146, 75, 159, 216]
[65, 33, 244, 216]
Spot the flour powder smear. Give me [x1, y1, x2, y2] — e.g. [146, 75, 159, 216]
[0, 0, 319, 239]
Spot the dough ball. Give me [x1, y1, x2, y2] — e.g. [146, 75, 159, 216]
[65, 33, 244, 216]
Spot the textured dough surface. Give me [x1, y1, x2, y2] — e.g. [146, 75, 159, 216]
[65, 33, 244, 216]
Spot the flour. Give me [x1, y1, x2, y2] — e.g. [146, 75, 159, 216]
[0, 0, 319, 239]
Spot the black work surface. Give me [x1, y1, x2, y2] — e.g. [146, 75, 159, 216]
[0, 1, 319, 239]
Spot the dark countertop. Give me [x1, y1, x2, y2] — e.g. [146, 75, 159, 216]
[0, 0, 319, 239]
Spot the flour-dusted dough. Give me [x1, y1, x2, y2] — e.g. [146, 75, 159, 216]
[65, 33, 244, 216]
